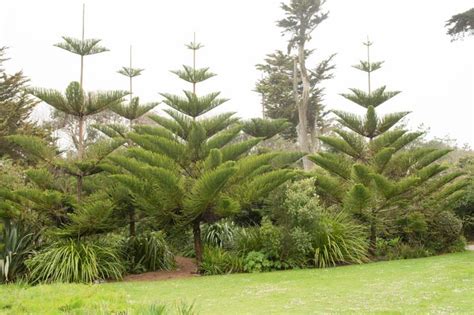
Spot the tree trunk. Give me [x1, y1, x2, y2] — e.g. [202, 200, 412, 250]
[77, 175, 83, 202]
[369, 218, 377, 256]
[129, 208, 136, 237]
[78, 116, 85, 159]
[296, 45, 313, 170]
[192, 220, 203, 270]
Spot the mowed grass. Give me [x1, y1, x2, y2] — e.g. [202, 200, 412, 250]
[1, 251, 473, 314]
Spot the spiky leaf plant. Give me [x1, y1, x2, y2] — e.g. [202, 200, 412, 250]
[109, 39, 302, 267]
[309, 41, 468, 255]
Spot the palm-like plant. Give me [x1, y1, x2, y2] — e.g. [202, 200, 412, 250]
[109, 38, 303, 267]
[309, 41, 469, 255]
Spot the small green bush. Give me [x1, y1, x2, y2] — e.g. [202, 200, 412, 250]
[0, 224, 37, 283]
[376, 237, 433, 260]
[121, 231, 175, 273]
[200, 246, 243, 275]
[202, 221, 235, 249]
[427, 211, 463, 252]
[26, 238, 125, 283]
[243, 251, 274, 273]
[234, 227, 263, 254]
[313, 210, 368, 268]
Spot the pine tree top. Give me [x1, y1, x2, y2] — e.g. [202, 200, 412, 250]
[54, 37, 108, 56]
[118, 67, 144, 78]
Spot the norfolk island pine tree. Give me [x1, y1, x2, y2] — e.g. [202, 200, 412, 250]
[108, 37, 304, 268]
[309, 40, 469, 255]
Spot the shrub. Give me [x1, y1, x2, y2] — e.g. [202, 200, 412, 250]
[0, 224, 37, 283]
[285, 227, 313, 267]
[313, 210, 368, 268]
[202, 221, 236, 249]
[259, 217, 283, 259]
[200, 246, 243, 275]
[122, 231, 175, 273]
[234, 227, 263, 254]
[283, 178, 321, 230]
[427, 211, 463, 252]
[26, 239, 125, 283]
[243, 251, 275, 273]
[396, 212, 428, 243]
[376, 237, 433, 260]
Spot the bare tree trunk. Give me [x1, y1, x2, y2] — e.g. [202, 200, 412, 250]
[192, 219, 203, 271]
[296, 45, 312, 170]
[77, 175, 83, 202]
[369, 219, 377, 256]
[129, 209, 136, 237]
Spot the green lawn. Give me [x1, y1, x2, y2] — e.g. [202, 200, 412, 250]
[1, 251, 473, 314]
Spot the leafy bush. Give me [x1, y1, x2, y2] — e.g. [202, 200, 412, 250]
[200, 246, 243, 275]
[243, 251, 274, 273]
[259, 217, 283, 259]
[427, 211, 463, 252]
[121, 231, 175, 273]
[202, 221, 236, 249]
[396, 212, 428, 243]
[234, 227, 263, 254]
[0, 224, 37, 283]
[376, 237, 433, 260]
[313, 210, 368, 268]
[26, 239, 125, 283]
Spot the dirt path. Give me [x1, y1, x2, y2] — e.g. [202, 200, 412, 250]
[467, 244, 474, 251]
[123, 256, 198, 282]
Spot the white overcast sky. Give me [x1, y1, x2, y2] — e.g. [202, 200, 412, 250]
[2, 0, 473, 146]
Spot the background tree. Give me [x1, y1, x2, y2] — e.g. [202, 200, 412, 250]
[25, 4, 127, 201]
[109, 39, 302, 267]
[446, 8, 474, 41]
[0, 47, 49, 161]
[277, 0, 332, 170]
[49, 4, 113, 155]
[2, 4, 127, 241]
[309, 41, 469, 255]
[256, 50, 334, 145]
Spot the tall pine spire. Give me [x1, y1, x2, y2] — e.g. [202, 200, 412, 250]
[109, 46, 158, 129]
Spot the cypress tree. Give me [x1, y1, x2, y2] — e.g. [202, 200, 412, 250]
[309, 40, 469, 255]
[0, 47, 48, 161]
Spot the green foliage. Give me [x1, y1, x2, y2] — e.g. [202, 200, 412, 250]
[109, 40, 299, 267]
[375, 237, 433, 260]
[309, 42, 467, 255]
[26, 239, 125, 283]
[121, 231, 175, 273]
[110, 97, 158, 122]
[0, 47, 49, 161]
[29, 82, 127, 118]
[55, 37, 108, 56]
[242, 118, 291, 140]
[202, 221, 235, 248]
[445, 8, 474, 40]
[243, 251, 274, 273]
[200, 246, 243, 275]
[313, 210, 368, 268]
[255, 50, 335, 142]
[0, 224, 37, 283]
[234, 227, 264, 255]
[426, 211, 464, 253]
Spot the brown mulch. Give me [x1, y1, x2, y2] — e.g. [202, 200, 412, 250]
[122, 256, 198, 282]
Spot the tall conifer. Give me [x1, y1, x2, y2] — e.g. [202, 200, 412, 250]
[109, 38, 302, 267]
[309, 41, 469, 254]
